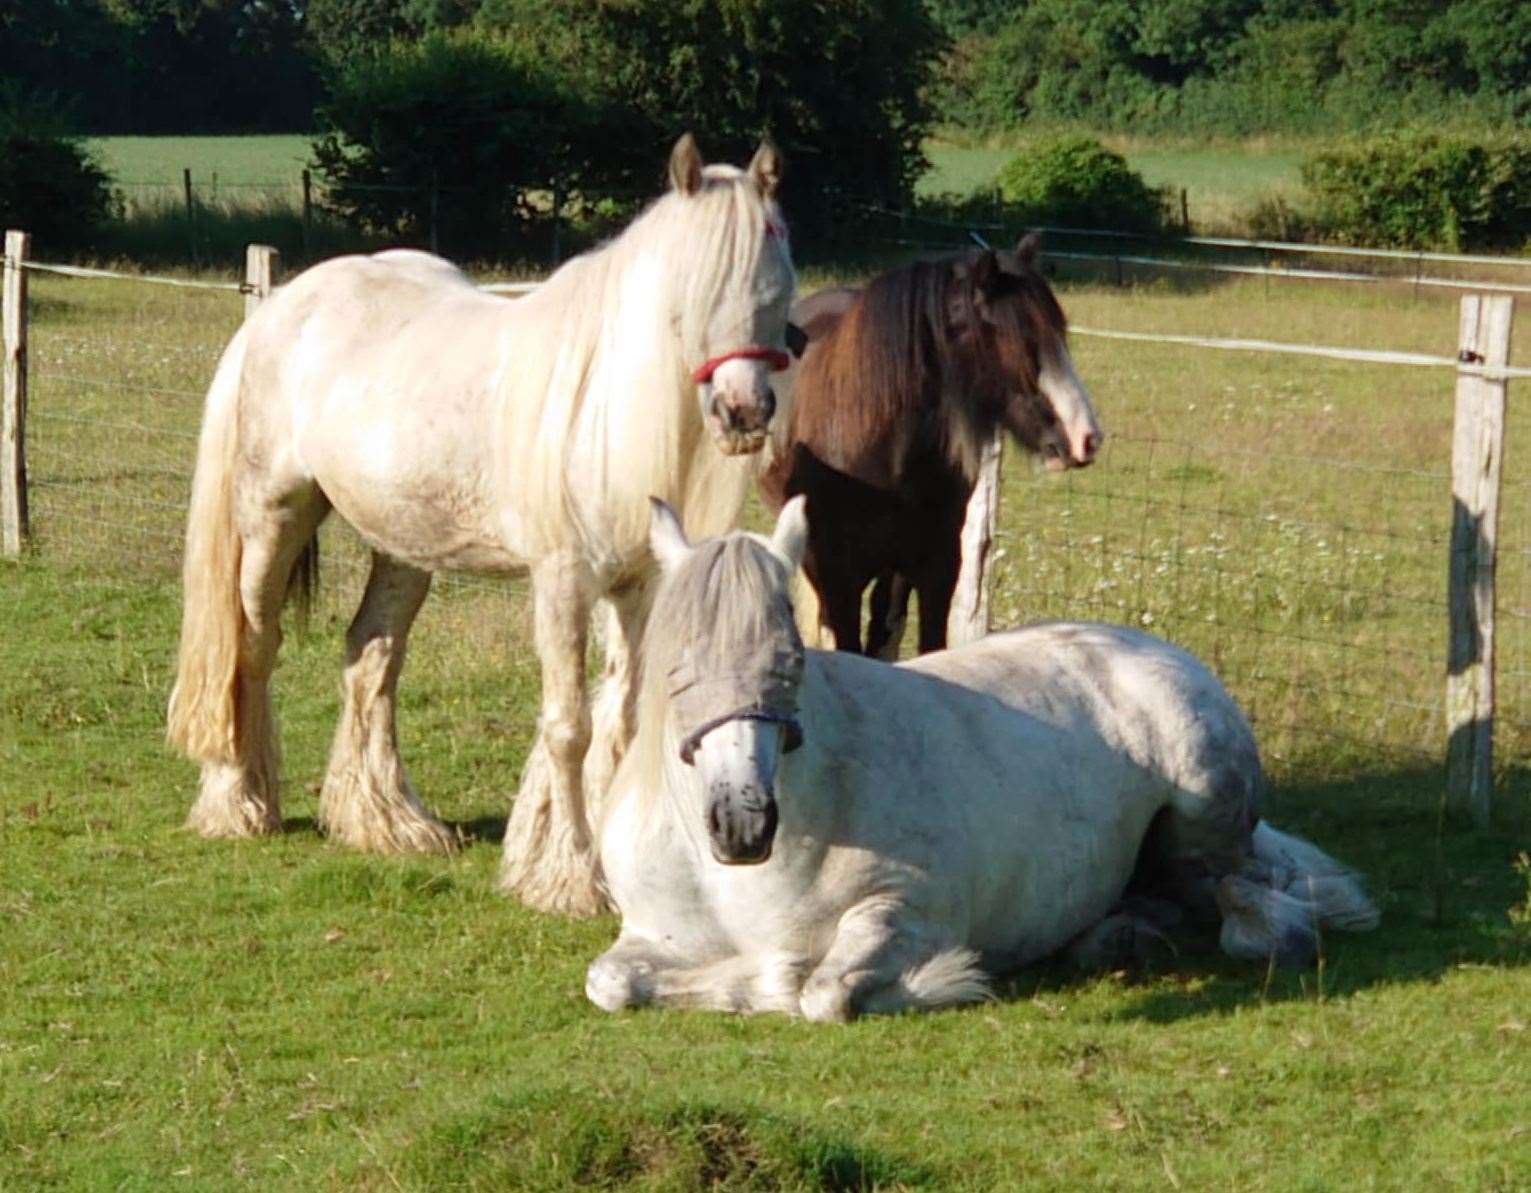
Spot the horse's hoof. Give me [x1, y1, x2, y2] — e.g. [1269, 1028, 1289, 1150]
[798, 976, 855, 1023]
[585, 955, 651, 1011]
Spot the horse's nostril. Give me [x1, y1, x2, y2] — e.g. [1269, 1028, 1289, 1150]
[1081, 432, 1098, 460]
[762, 389, 777, 424]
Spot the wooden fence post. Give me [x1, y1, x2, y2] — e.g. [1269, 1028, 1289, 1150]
[2, 229, 29, 557]
[244, 244, 279, 320]
[947, 433, 1003, 647]
[301, 169, 313, 257]
[1446, 293, 1514, 826]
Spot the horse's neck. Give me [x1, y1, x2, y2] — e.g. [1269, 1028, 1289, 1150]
[502, 233, 746, 566]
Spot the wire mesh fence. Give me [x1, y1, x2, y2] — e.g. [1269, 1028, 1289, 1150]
[20, 270, 533, 658]
[10, 250, 1530, 806]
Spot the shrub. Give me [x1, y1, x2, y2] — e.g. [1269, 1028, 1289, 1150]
[0, 87, 116, 251]
[480, 0, 943, 248]
[1300, 131, 1531, 250]
[310, 30, 614, 259]
[995, 136, 1163, 232]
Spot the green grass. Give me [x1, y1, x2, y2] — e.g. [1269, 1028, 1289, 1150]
[5, 265, 1531, 1189]
[84, 135, 314, 189]
[920, 138, 1306, 235]
[79, 134, 1307, 254]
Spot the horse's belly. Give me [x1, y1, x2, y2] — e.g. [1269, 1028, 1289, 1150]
[969, 780, 1163, 966]
[300, 393, 526, 575]
[936, 730, 1168, 966]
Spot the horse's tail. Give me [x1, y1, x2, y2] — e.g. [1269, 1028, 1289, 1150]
[165, 324, 250, 764]
[860, 948, 993, 1014]
[1217, 822, 1380, 965]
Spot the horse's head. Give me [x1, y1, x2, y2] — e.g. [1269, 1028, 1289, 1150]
[662, 135, 797, 457]
[961, 234, 1102, 471]
[644, 497, 808, 865]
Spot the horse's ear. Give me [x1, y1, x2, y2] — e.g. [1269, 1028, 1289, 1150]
[649, 498, 692, 570]
[669, 133, 704, 196]
[770, 496, 809, 572]
[971, 249, 1000, 299]
[748, 140, 783, 199]
[1016, 231, 1042, 266]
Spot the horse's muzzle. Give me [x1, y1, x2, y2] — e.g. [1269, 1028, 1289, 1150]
[706, 388, 776, 456]
[1040, 425, 1098, 471]
[706, 786, 778, 865]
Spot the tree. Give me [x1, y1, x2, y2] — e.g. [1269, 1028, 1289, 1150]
[311, 28, 606, 256]
[0, 85, 117, 250]
[480, 0, 944, 242]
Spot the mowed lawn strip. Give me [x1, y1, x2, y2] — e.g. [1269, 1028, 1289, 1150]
[3, 264, 1529, 1190]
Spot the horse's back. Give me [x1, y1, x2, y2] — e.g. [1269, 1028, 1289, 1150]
[233, 251, 533, 571]
[790, 286, 860, 343]
[907, 622, 1256, 767]
[906, 622, 1262, 867]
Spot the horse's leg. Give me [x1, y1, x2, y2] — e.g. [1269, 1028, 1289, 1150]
[498, 554, 606, 916]
[317, 553, 455, 854]
[185, 491, 326, 838]
[583, 581, 652, 826]
[865, 570, 911, 661]
[586, 938, 805, 1015]
[798, 901, 990, 1022]
[913, 540, 961, 654]
[814, 560, 866, 655]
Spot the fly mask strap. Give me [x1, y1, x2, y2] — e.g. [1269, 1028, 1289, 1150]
[668, 639, 805, 765]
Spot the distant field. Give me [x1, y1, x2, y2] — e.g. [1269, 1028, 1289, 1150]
[86, 134, 313, 190]
[921, 139, 1305, 233]
[87, 134, 1305, 231]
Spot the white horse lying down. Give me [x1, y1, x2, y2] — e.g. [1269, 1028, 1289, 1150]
[588, 499, 1379, 1020]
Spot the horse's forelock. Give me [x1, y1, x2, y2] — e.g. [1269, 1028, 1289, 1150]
[623, 534, 798, 810]
[627, 166, 784, 325]
[645, 536, 796, 679]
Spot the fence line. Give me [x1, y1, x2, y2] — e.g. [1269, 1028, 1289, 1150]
[1051, 250, 1531, 298]
[1069, 325, 1531, 380]
[2, 230, 1522, 823]
[852, 201, 1531, 270]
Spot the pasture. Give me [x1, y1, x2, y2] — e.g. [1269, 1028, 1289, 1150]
[898, 138, 1300, 235]
[4, 261, 1531, 1189]
[82, 134, 1306, 243]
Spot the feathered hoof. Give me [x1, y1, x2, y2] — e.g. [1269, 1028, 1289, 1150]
[321, 808, 459, 856]
[1217, 875, 1318, 968]
[585, 953, 652, 1011]
[1067, 911, 1176, 971]
[497, 847, 611, 917]
[317, 770, 459, 855]
[184, 800, 282, 839]
[799, 974, 856, 1023]
[184, 764, 282, 839]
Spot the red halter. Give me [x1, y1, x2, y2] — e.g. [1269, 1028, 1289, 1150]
[691, 346, 792, 385]
[690, 215, 791, 385]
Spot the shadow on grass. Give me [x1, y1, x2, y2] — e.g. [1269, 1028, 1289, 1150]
[279, 813, 505, 845]
[385, 1089, 934, 1191]
[995, 764, 1531, 1024]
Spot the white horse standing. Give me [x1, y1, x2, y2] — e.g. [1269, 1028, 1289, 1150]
[166, 136, 796, 915]
[588, 500, 1380, 1019]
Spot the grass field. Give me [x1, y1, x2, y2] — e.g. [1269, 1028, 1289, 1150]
[920, 139, 1304, 233]
[85, 135, 314, 189]
[5, 259, 1531, 1188]
[78, 134, 1307, 253]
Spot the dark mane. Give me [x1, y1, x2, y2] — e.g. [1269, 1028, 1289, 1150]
[755, 238, 1092, 658]
[785, 250, 1066, 487]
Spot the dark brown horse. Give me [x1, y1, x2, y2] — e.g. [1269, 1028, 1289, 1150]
[758, 235, 1101, 656]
